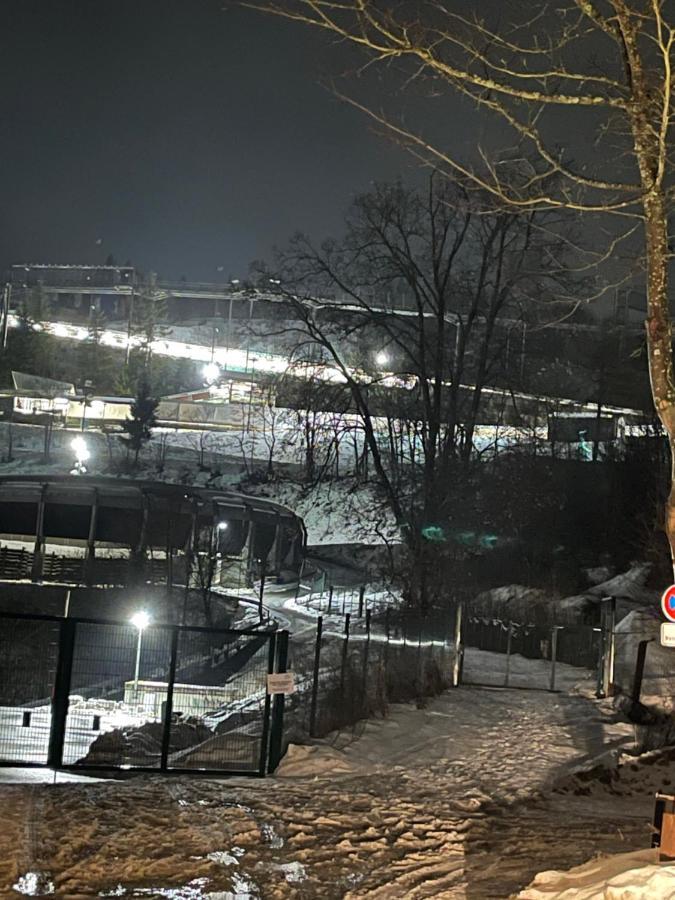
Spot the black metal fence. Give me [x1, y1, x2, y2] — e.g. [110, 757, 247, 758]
[461, 614, 603, 691]
[282, 608, 456, 746]
[0, 613, 286, 775]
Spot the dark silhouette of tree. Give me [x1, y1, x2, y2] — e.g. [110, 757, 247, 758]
[119, 377, 159, 467]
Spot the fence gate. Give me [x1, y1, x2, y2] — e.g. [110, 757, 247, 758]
[460, 615, 603, 692]
[0, 613, 284, 776]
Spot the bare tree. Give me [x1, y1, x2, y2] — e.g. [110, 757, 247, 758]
[261, 179, 576, 604]
[253, 0, 675, 573]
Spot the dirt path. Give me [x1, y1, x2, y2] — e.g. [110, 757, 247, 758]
[0, 685, 656, 899]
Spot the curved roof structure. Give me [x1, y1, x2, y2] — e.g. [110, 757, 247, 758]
[0, 476, 305, 588]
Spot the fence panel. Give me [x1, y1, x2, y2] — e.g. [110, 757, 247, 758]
[461, 616, 602, 691]
[0, 614, 280, 775]
[62, 621, 174, 768]
[0, 616, 60, 764]
[167, 627, 273, 773]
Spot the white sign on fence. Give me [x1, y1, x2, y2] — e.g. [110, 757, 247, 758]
[661, 622, 675, 648]
[267, 673, 296, 695]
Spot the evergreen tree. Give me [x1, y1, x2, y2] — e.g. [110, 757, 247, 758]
[77, 311, 115, 393]
[119, 377, 159, 467]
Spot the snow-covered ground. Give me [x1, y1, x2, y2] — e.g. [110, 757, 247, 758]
[0, 666, 645, 898]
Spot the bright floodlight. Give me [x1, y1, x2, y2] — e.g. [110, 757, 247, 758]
[217, 521, 229, 531]
[130, 611, 151, 631]
[203, 362, 220, 384]
[71, 436, 90, 461]
[375, 351, 390, 366]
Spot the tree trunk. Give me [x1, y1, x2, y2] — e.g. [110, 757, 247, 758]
[643, 193, 675, 575]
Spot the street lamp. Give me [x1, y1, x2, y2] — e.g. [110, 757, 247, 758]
[216, 521, 228, 531]
[375, 350, 390, 367]
[202, 362, 220, 385]
[130, 610, 151, 693]
[71, 436, 89, 474]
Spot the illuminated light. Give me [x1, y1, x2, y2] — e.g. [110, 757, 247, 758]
[217, 521, 229, 531]
[203, 362, 220, 384]
[70, 436, 90, 462]
[375, 350, 390, 366]
[130, 610, 151, 631]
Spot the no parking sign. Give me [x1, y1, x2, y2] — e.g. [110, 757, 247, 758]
[662, 585, 675, 622]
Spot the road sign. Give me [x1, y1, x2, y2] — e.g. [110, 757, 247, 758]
[662, 623, 675, 647]
[267, 673, 296, 695]
[662, 586, 675, 622]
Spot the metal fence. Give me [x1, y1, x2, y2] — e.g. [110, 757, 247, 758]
[461, 614, 603, 691]
[0, 613, 286, 776]
[282, 608, 456, 746]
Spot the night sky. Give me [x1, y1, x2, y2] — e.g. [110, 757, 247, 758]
[1, 0, 421, 281]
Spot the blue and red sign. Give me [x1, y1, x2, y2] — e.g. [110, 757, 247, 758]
[662, 585, 675, 622]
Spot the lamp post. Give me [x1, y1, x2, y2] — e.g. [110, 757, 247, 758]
[71, 436, 89, 475]
[202, 362, 220, 385]
[210, 326, 219, 363]
[130, 610, 150, 693]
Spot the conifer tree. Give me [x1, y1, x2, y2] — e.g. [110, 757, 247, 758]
[119, 377, 158, 467]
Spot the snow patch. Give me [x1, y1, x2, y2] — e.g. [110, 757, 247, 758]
[518, 849, 675, 899]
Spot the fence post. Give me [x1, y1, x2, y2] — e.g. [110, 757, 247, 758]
[361, 609, 371, 712]
[48, 617, 76, 769]
[504, 622, 513, 688]
[603, 596, 617, 697]
[452, 600, 463, 687]
[632, 639, 652, 705]
[384, 607, 390, 672]
[257, 632, 277, 777]
[340, 613, 351, 692]
[549, 626, 559, 692]
[328, 585, 333, 615]
[416, 619, 423, 694]
[268, 630, 289, 773]
[308, 616, 323, 738]
[160, 626, 179, 770]
[358, 585, 365, 618]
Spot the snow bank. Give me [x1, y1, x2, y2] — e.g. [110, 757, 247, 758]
[518, 849, 675, 899]
[275, 742, 364, 778]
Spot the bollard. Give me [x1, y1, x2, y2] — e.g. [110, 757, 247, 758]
[653, 794, 675, 860]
